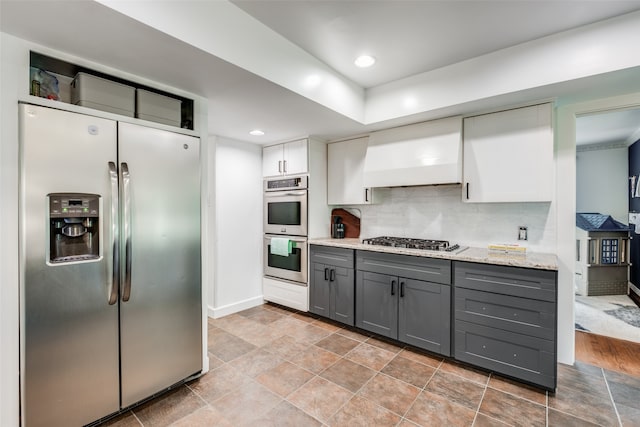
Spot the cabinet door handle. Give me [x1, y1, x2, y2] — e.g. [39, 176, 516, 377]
[400, 281, 405, 297]
[324, 267, 329, 281]
[391, 280, 396, 296]
[278, 160, 282, 173]
[330, 269, 336, 282]
[283, 159, 287, 173]
[466, 182, 469, 200]
[365, 188, 369, 202]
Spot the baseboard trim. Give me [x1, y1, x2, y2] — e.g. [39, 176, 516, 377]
[208, 295, 264, 319]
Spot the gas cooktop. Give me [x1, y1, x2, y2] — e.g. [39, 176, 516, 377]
[362, 236, 464, 252]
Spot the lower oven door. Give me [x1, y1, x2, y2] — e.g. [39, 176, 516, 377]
[264, 235, 308, 284]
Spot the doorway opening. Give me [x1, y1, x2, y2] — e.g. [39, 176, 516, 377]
[575, 108, 640, 344]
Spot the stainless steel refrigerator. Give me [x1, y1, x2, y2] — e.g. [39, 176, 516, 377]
[19, 103, 202, 426]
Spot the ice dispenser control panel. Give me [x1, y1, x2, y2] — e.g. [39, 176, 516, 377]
[50, 195, 99, 218]
[49, 193, 100, 263]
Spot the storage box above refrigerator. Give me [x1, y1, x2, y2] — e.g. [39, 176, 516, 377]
[70, 72, 135, 117]
[136, 89, 181, 127]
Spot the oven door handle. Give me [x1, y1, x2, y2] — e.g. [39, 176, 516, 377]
[265, 235, 307, 244]
[266, 191, 307, 197]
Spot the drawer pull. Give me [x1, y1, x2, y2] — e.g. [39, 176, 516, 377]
[482, 345, 486, 349]
[513, 354, 518, 358]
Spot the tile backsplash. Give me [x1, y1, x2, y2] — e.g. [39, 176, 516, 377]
[343, 185, 556, 253]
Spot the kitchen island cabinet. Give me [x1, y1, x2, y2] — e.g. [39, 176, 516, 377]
[355, 251, 451, 356]
[309, 245, 355, 325]
[454, 261, 557, 390]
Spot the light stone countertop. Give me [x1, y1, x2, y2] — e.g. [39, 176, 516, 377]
[308, 238, 558, 271]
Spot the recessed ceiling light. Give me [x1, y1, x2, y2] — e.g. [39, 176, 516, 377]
[355, 55, 376, 68]
[249, 129, 265, 136]
[304, 74, 322, 88]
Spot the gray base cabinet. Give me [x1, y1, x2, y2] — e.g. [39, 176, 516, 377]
[399, 278, 451, 353]
[309, 244, 558, 391]
[454, 261, 557, 390]
[355, 271, 398, 337]
[309, 245, 355, 325]
[355, 251, 451, 356]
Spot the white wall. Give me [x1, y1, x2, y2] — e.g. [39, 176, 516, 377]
[556, 92, 640, 366]
[211, 137, 264, 317]
[0, 32, 23, 427]
[576, 145, 628, 223]
[348, 185, 555, 252]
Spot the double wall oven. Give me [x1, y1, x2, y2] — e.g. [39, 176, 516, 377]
[263, 175, 308, 285]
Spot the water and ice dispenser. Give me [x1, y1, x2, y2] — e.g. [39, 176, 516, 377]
[49, 193, 100, 263]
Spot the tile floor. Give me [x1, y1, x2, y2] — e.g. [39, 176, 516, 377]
[102, 303, 640, 427]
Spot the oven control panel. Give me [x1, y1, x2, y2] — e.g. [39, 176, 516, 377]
[264, 174, 308, 191]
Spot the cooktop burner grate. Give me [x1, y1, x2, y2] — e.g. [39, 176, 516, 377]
[362, 236, 460, 252]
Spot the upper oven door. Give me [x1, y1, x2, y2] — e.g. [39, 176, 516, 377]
[264, 190, 308, 236]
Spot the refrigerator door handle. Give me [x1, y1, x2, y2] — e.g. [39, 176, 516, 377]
[108, 162, 119, 305]
[121, 162, 133, 302]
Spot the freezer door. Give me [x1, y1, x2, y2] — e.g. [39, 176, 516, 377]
[19, 104, 120, 426]
[118, 122, 202, 407]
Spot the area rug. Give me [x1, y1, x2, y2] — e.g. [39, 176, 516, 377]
[575, 295, 640, 343]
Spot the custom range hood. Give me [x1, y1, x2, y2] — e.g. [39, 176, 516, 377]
[363, 116, 463, 187]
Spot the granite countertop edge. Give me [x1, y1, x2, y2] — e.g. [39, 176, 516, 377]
[308, 238, 558, 271]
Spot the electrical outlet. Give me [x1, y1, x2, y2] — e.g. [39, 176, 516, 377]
[518, 226, 528, 241]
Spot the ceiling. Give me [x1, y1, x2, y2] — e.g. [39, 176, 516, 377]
[2, 0, 640, 144]
[576, 108, 640, 147]
[232, 0, 640, 89]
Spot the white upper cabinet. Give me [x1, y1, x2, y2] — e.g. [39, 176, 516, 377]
[462, 103, 553, 203]
[262, 144, 284, 177]
[263, 139, 308, 177]
[283, 139, 308, 175]
[327, 137, 373, 205]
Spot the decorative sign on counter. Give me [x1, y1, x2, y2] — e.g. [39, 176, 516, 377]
[488, 243, 527, 253]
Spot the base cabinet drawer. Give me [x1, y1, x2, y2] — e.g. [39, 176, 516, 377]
[356, 250, 451, 284]
[455, 261, 556, 302]
[455, 320, 556, 390]
[455, 288, 555, 340]
[310, 245, 354, 269]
